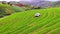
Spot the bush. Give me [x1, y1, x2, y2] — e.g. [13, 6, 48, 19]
[0, 4, 13, 17]
[0, 4, 6, 16]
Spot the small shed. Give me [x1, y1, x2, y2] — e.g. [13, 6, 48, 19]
[35, 13, 40, 17]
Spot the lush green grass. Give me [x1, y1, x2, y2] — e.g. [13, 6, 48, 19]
[0, 7, 60, 34]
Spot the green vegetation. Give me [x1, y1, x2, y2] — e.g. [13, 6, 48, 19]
[0, 4, 6, 16]
[0, 4, 14, 17]
[0, 7, 60, 34]
[9, 6, 25, 12]
[0, 4, 25, 18]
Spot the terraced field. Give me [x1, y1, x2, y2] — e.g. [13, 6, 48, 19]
[9, 6, 25, 12]
[0, 7, 60, 34]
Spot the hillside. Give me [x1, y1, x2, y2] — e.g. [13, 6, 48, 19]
[0, 4, 25, 18]
[19, 1, 60, 8]
[0, 7, 60, 34]
[9, 6, 25, 12]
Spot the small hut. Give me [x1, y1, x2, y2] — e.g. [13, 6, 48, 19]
[35, 13, 40, 17]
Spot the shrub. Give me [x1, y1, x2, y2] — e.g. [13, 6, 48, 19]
[0, 4, 13, 17]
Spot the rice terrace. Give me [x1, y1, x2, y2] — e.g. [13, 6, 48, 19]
[0, 0, 60, 34]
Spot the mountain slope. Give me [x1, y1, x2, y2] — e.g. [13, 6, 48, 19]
[9, 6, 25, 12]
[0, 4, 25, 17]
[20, 1, 60, 8]
[0, 7, 60, 34]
